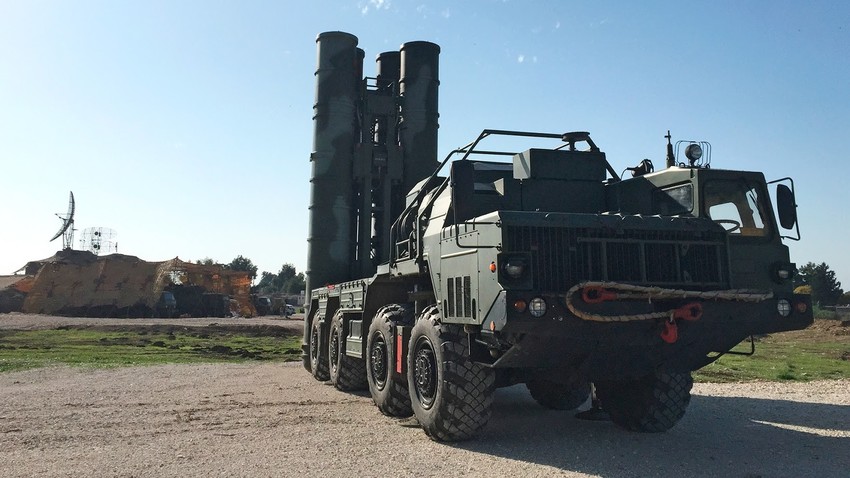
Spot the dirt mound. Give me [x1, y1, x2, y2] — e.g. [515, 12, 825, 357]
[807, 318, 850, 335]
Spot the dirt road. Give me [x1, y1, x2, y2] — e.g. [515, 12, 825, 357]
[0, 361, 847, 477]
[1, 314, 849, 477]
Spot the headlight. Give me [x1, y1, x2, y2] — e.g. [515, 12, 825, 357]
[777, 299, 792, 317]
[503, 259, 526, 279]
[685, 143, 703, 162]
[498, 253, 532, 289]
[529, 297, 547, 318]
[771, 262, 795, 283]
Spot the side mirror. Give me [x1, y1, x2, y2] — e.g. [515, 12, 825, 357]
[776, 184, 797, 229]
[768, 177, 800, 241]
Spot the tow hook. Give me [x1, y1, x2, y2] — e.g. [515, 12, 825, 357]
[581, 286, 618, 304]
[661, 315, 678, 343]
[661, 302, 703, 344]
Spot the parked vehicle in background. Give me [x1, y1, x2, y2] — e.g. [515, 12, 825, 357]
[255, 297, 272, 316]
[155, 291, 177, 318]
[202, 293, 230, 318]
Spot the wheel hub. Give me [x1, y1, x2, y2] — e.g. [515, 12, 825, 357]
[309, 324, 319, 366]
[370, 335, 388, 389]
[329, 328, 339, 375]
[414, 344, 437, 408]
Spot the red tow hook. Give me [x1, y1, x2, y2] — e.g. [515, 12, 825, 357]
[661, 316, 678, 343]
[581, 286, 618, 304]
[661, 302, 703, 344]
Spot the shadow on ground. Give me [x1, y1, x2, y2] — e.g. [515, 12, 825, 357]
[452, 385, 850, 478]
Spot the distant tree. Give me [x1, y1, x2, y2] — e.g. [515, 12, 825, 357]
[226, 255, 258, 280]
[278, 264, 296, 281]
[839, 292, 850, 306]
[272, 263, 296, 291]
[254, 264, 304, 295]
[195, 257, 216, 266]
[795, 262, 843, 306]
[282, 272, 306, 294]
[254, 271, 277, 294]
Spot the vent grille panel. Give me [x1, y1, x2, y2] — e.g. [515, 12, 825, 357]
[503, 224, 727, 292]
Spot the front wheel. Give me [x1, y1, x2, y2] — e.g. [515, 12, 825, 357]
[595, 370, 693, 432]
[407, 306, 495, 441]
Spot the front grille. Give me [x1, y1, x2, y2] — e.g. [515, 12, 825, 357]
[503, 221, 727, 292]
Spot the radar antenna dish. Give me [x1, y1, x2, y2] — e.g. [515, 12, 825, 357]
[50, 191, 76, 250]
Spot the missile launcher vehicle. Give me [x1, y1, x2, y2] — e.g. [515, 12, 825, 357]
[302, 31, 813, 441]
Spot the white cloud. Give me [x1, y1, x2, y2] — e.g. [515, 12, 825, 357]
[441, 8, 450, 18]
[516, 55, 537, 65]
[416, 4, 429, 19]
[360, 0, 391, 15]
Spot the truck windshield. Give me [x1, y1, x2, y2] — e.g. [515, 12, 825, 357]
[703, 180, 770, 236]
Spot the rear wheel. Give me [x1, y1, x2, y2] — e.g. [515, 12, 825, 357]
[595, 370, 692, 432]
[366, 304, 413, 417]
[309, 316, 329, 381]
[329, 311, 367, 391]
[407, 306, 495, 441]
[526, 379, 591, 410]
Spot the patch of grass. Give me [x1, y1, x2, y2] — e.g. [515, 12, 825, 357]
[694, 334, 850, 382]
[0, 327, 302, 373]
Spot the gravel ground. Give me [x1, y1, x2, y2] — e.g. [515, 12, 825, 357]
[1, 315, 849, 477]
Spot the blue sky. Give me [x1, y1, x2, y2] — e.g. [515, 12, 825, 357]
[1, 1, 848, 288]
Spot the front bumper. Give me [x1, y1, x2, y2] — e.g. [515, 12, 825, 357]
[479, 290, 812, 378]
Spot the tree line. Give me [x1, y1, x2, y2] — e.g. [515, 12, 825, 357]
[794, 262, 847, 306]
[195, 255, 305, 296]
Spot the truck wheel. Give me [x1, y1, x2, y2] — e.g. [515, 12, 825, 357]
[309, 316, 329, 381]
[595, 371, 693, 432]
[407, 305, 495, 441]
[366, 304, 413, 417]
[329, 311, 367, 391]
[526, 379, 591, 410]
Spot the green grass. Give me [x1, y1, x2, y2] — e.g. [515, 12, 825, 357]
[694, 335, 850, 382]
[2, 322, 847, 382]
[0, 327, 302, 373]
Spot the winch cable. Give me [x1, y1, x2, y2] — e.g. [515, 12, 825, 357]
[565, 281, 774, 323]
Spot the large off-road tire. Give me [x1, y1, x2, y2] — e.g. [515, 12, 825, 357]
[308, 316, 329, 381]
[595, 370, 693, 432]
[407, 305, 495, 442]
[526, 379, 591, 410]
[329, 311, 367, 391]
[366, 304, 413, 417]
